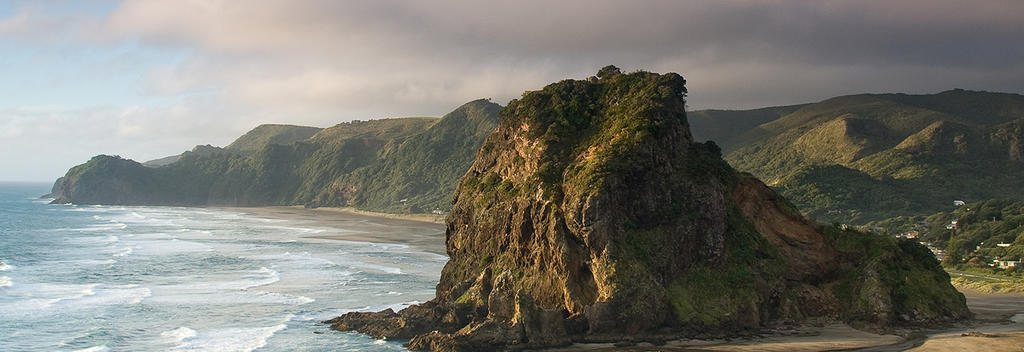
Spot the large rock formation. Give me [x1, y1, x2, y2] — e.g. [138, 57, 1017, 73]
[326, 67, 970, 351]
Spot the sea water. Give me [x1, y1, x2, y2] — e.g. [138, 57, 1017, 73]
[0, 182, 447, 351]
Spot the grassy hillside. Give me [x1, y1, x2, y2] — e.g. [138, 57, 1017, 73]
[53, 100, 502, 212]
[143, 124, 323, 167]
[312, 99, 501, 213]
[687, 104, 804, 151]
[692, 89, 1024, 224]
[225, 124, 323, 152]
[869, 200, 1024, 261]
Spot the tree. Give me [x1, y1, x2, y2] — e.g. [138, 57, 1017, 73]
[597, 65, 622, 79]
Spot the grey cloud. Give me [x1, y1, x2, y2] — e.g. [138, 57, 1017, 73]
[102, 0, 1024, 111]
[3, 0, 1023, 181]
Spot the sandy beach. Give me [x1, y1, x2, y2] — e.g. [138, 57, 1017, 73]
[229, 206, 1024, 351]
[222, 205, 447, 255]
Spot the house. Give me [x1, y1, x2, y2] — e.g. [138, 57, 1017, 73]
[995, 259, 1021, 269]
[946, 218, 959, 230]
[902, 231, 920, 239]
[953, 200, 966, 207]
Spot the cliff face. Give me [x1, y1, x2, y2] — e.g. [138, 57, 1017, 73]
[327, 67, 969, 351]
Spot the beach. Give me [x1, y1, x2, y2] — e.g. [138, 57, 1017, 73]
[225, 206, 447, 255]
[230, 206, 1024, 351]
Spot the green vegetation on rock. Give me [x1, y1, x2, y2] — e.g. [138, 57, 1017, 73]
[328, 66, 969, 351]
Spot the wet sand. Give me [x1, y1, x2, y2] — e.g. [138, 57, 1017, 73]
[227, 206, 1024, 351]
[221, 205, 446, 255]
[905, 290, 1024, 352]
[552, 290, 1024, 352]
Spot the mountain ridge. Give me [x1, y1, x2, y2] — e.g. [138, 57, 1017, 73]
[50, 100, 500, 212]
[692, 89, 1024, 223]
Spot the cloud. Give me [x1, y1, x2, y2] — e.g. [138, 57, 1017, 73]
[98, 0, 1024, 112]
[1, 0, 1023, 181]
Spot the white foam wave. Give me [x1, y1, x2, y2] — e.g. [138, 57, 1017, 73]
[246, 267, 281, 288]
[72, 346, 110, 352]
[112, 247, 133, 257]
[161, 327, 198, 342]
[62, 223, 128, 232]
[335, 258, 402, 274]
[263, 225, 327, 235]
[249, 252, 337, 267]
[0, 276, 11, 287]
[58, 259, 117, 266]
[249, 291, 315, 305]
[254, 217, 287, 223]
[176, 228, 212, 235]
[0, 260, 12, 271]
[127, 238, 212, 256]
[54, 284, 150, 307]
[43, 284, 98, 306]
[130, 212, 146, 219]
[170, 324, 286, 352]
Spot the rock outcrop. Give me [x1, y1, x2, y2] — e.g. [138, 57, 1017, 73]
[326, 67, 970, 351]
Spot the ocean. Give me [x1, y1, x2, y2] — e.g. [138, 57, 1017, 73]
[0, 182, 447, 352]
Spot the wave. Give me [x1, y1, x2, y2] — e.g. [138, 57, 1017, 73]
[0, 260, 11, 271]
[248, 291, 315, 305]
[262, 225, 327, 235]
[334, 257, 403, 274]
[32, 197, 54, 204]
[72, 346, 110, 352]
[161, 326, 198, 343]
[170, 324, 287, 352]
[3, 283, 151, 315]
[60, 223, 128, 232]
[246, 267, 281, 288]
[111, 247, 133, 257]
[54, 259, 117, 266]
[248, 252, 338, 268]
[52, 284, 150, 307]
[175, 228, 212, 235]
[46, 284, 98, 306]
[0, 276, 11, 287]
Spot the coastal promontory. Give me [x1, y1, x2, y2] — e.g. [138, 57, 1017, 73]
[326, 67, 970, 351]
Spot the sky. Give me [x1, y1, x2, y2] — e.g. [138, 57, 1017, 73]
[1, 0, 1022, 182]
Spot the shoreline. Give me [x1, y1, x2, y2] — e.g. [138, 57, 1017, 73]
[305, 206, 446, 224]
[219, 205, 1024, 351]
[219, 205, 447, 255]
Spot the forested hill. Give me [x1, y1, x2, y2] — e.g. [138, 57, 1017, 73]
[142, 124, 323, 167]
[50, 99, 501, 213]
[691, 89, 1024, 224]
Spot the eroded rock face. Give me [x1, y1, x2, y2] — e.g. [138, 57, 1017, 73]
[327, 67, 969, 351]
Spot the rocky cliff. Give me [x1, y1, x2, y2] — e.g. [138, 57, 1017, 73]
[326, 67, 969, 351]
